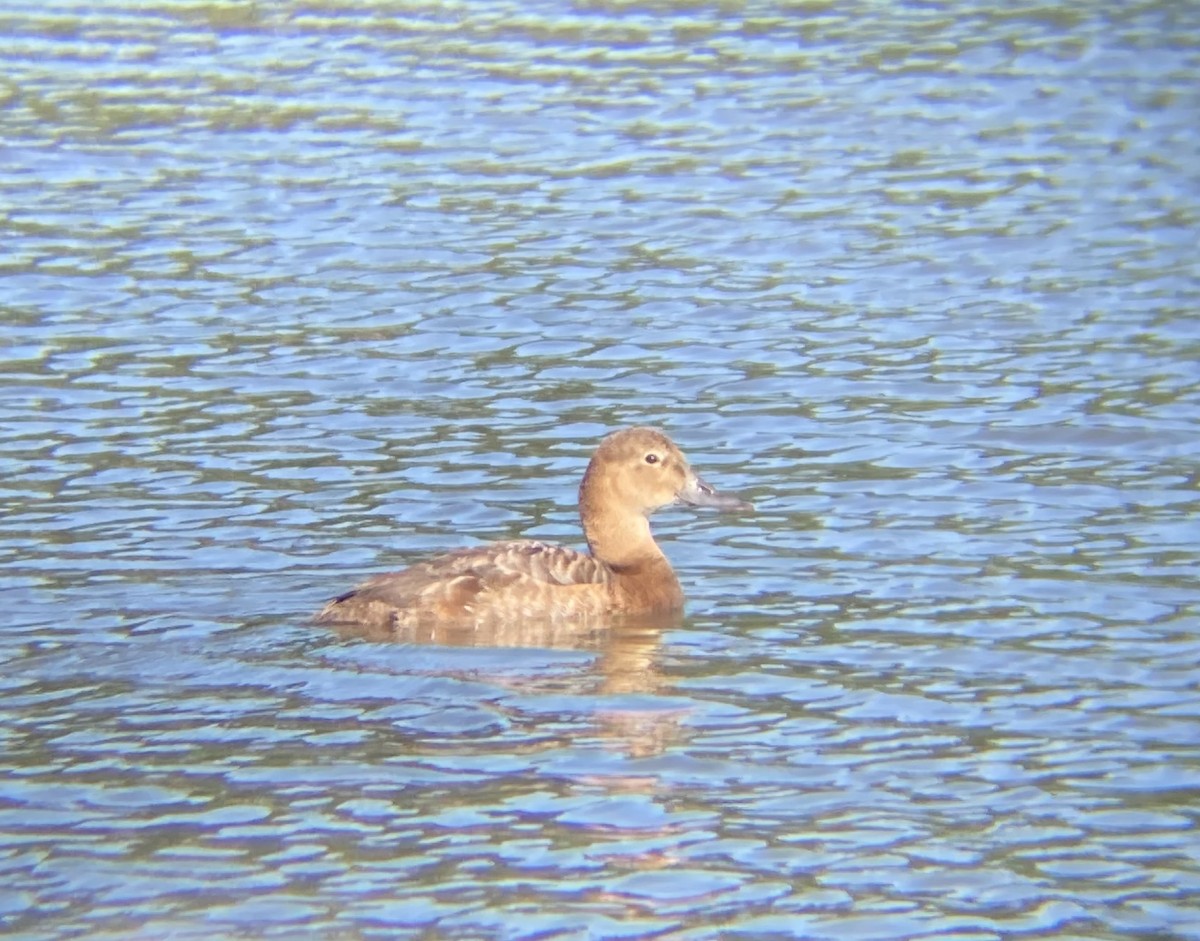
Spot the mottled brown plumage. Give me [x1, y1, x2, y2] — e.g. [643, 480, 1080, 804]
[315, 427, 750, 634]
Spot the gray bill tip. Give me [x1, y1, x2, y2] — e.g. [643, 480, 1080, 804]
[679, 474, 753, 512]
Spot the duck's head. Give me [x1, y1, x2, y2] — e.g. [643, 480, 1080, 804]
[580, 426, 751, 518]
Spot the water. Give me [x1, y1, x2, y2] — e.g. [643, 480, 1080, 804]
[2, 0, 1199, 938]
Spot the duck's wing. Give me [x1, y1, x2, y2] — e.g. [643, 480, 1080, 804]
[314, 540, 611, 627]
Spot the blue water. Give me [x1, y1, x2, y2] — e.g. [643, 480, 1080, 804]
[2, 1, 1198, 938]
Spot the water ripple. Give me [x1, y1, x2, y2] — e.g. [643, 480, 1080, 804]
[3, 0, 1199, 938]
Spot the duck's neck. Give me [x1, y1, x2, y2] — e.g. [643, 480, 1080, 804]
[579, 479, 654, 562]
[579, 498, 683, 610]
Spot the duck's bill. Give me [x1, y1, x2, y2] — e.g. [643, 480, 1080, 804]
[678, 474, 753, 512]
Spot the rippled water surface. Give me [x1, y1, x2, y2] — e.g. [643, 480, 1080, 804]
[3, 0, 1199, 938]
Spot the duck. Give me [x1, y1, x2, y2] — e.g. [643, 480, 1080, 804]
[315, 426, 750, 632]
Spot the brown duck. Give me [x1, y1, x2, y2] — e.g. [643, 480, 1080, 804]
[315, 426, 750, 631]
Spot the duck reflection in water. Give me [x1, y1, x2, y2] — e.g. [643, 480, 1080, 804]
[316, 426, 751, 647]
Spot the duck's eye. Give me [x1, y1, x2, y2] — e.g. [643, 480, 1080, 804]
[644, 453, 659, 465]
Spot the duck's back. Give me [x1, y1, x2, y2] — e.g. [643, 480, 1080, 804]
[315, 540, 613, 629]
